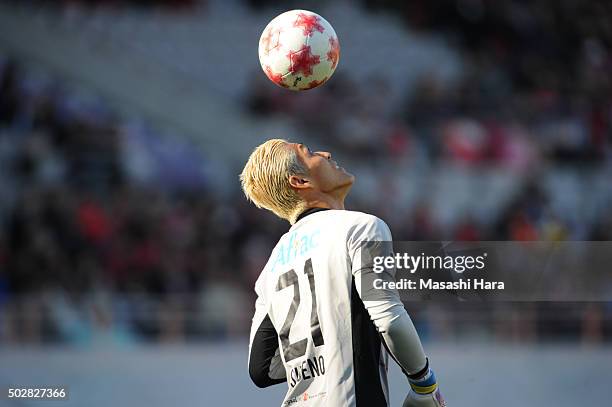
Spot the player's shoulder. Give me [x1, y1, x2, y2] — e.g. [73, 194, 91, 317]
[326, 210, 392, 240]
[284, 209, 392, 246]
[295, 209, 390, 232]
[337, 210, 393, 245]
[292, 209, 385, 229]
[335, 209, 389, 229]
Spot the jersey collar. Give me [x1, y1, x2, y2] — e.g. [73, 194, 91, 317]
[295, 207, 330, 223]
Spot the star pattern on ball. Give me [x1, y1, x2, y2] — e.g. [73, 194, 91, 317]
[261, 26, 283, 55]
[264, 66, 288, 88]
[287, 46, 320, 77]
[327, 36, 340, 70]
[293, 12, 325, 37]
[303, 77, 328, 90]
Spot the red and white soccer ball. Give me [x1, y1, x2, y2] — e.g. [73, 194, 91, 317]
[258, 9, 340, 91]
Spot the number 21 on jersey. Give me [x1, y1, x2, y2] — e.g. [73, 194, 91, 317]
[275, 258, 325, 362]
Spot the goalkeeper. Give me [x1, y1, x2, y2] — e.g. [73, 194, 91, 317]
[242, 139, 446, 407]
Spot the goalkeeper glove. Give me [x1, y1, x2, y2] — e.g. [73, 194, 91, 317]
[402, 363, 446, 407]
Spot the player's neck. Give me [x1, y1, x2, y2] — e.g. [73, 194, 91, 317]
[303, 194, 345, 211]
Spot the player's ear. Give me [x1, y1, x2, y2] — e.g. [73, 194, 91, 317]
[289, 175, 311, 190]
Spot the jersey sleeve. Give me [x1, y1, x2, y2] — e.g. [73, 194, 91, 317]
[248, 277, 287, 388]
[347, 215, 428, 376]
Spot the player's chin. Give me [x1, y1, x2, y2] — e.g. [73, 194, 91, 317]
[339, 171, 355, 187]
[342, 166, 354, 180]
[333, 163, 350, 176]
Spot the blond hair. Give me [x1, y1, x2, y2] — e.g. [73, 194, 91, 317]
[240, 139, 308, 224]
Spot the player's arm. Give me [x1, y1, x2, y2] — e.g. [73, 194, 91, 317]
[248, 282, 287, 388]
[348, 216, 445, 406]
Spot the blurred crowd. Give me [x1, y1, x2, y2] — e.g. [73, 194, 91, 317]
[249, 1, 611, 163]
[0, 58, 288, 344]
[247, 0, 612, 241]
[1, 0, 612, 346]
[7, 0, 198, 9]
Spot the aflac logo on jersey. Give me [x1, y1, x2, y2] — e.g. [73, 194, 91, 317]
[271, 229, 320, 270]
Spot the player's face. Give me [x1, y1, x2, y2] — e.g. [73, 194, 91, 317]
[291, 143, 354, 195]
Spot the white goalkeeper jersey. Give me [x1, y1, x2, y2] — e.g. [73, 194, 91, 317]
[248, 208, 427, 407]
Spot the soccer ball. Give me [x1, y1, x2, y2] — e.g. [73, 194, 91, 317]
[258, 10, 340, 91]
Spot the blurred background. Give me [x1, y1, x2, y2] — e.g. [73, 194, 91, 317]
[0, 0, 611, 405]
